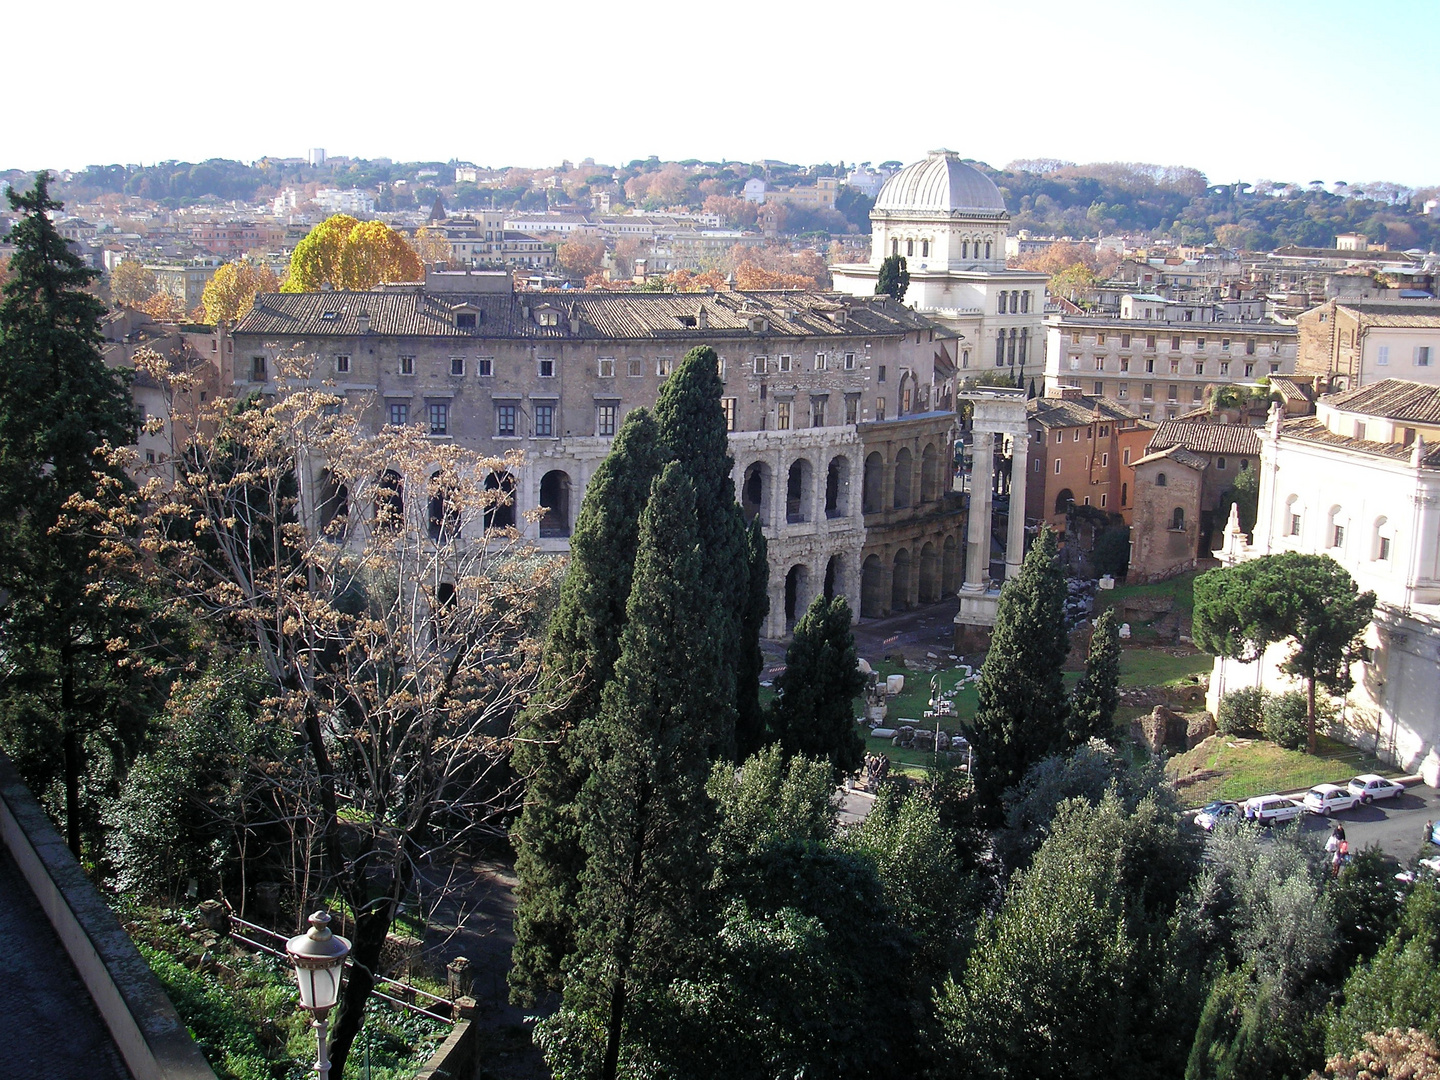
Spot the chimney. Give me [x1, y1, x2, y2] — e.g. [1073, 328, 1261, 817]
[696, 304, 709, 330]
[357, 311, 369, 334]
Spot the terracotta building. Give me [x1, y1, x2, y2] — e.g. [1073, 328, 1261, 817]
[1024, 387, 1151, 532]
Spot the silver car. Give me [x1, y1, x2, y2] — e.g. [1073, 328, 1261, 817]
[1243, 794, 1304, 825]
[1302, 784, 1360, 815]
[1347, 774, 1405, 803]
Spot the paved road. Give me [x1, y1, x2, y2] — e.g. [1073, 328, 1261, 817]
[1232, 783, 1440, 865]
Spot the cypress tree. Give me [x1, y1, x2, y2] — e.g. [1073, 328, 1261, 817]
[653, 344, 751, 759]
[875, 254, 910, 302]
[0, 173, 142, 855]
[1068, 607, 1122, 746]
[510, 409, 666, 1001]
[571, 462, 723, 1080]
[964, 527, 1071, 818]
[769, 595, 867, 777]
[734, 519, 770, 759]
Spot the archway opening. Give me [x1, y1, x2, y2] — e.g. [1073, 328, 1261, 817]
[919, 541, 940, 603]
[825, 455, 850, 518]
[893, 448, 913, 509]
[942, 535, 959, 595]
[920, 443, 940, 503]
[539, 469, 572, 538]
[318, 469, 349, 538]
[863, 452, 884, 514]
[741, 462, 769, 525]
[427, 471, 459, 543]
[891, 548, 912, 611]
[1053, 488, 1075, 515]
[484, 471, 517, 530]
[375, 469, 403, 531]
[786, 458, 813, 523]
[824, 553, 846, 601]
[784, 564, 810, 629]
[860, 554, 885, 619]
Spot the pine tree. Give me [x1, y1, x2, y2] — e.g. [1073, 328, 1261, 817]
[565, 463, 724, 1080]
[1068, 608, 1121, 746]
[964, 528, 1071, 818]
[654, 344, 751, 759]
[510, 409, 666, 1001]
[0, 173, 145, 855]
[735, 520, 770, 759]
[769, 595, 867, 777]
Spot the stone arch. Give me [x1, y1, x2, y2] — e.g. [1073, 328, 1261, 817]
[784, 563, 810, 628]
[863, 452, 885, 514]
[375, 469, 403, 531]
[741, 461, 771, 525]
[483, 471, 517, 531]
[920, 442, 941, 503]
[860, 554, 886, 619]
[428, 471, 459, 542]
[1172, 506, 1186, 530]
[825, 455, 851, 518]
[942, 534, 959, 595]
[919, 541, 940, 603]
[893, 447, 913, 509]
[318, 469, 349, 538]
[539, 469, 572, 538]
[786, 457, 814, 523]
[823, 552, 847, 601]
[1053, 488, 1075, 515]
[891, 547, 912, 611]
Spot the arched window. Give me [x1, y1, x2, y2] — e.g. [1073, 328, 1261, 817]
[921, 239, 930, 258]
[985, 241, 992, 259]
[962, 240, 969, 259]
[1374, 517, 1394, 562]
[1172, 507, 1186, 530]
[1121, 482, 1128, 506]
[906, 239, 914, 257]
[375, 470, 403, 531]
[1328, 505, 1346, 550]
[1021, 291, 1030, 313]
[862, 452, 884, 514]
[1019, 327, 1029, 363]
[539, 470, 572, 538]
[427, 471, 458, 542]
[1156, 472, 1168, 487]
[824, 456, 850, 518]
[891, 238, 898, 256]
[483, 471, 517, 530]
[1009, 291, 1019, 314]
[892, 448, 913, 509]
[786, 458, 814, 523]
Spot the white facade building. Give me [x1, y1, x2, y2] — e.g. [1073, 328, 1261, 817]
[1206, 379, 1440, 778]
[831, 150, 1048, 384]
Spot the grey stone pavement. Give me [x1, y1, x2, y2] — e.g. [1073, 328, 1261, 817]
[0, 845, 131, 1080]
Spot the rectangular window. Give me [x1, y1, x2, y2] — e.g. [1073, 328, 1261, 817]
[722, 397, 737, 431]
[1355, 421, 1367, 440]
[1146, 335, 1156, 350]
[598, 357, 615, 377]
[844, 352, 856, 370]
[534, 403, 555, 438]
[1100, 493, 1107, 507]
[455, 312, 476, 330]
[811, 398, 825, 427]
[1121, 333, 1131, 348]
[1123, 447, 1131, 465]
[628, 359, 643, 377]
[1117, 385, 1129, 399]
[1145, 358, 1155, 373]
[1244, 362, 1255, 377]
[1193, 386, 1204, 402]
[878, 364, 887, 382]
[597, 403, 617, 437]
[1219, 360, 1230, 375]
[450, 356, 465, 376]
[1168, 385, 1179, 402]
[1333, 524, 1345, 548]
[1379, 536, 1392, 561]
[251, 355, 267, 380]
[1033, 458, 1042, 473]
[1378, 345, 1390, 366]
[814, 352, 827, 371]
[845, 396, 858, 424]
[478, 357, 493, 376]
[428, 402, 448, 436]
[1094, 381, 1104, 395]
[1075, 430, 1082, 442]
[1196, 337, 1205, 349]
[1097, 333, 1106, 346]
[1054, 431, 1063, 444]
[1055, 458, 1062, 474]
[1418, 346, 1432, 367]
[1246, 338, 1256, 356]
[539, 358, 555, 378]
[400, 355, 415, 376]
[656, 357, 672, 377]
[1071, 330, 1080, 345]
[336, 354, 350, 374]
[1095, 356, 1105, 371]
[388, 402, 408, 426]
[1290, 514, 1301, 536]
[875, 396, 886, 422]
[1170, 359, 1180, 374]
[718, 357, 726, 378]
[1194, 362, 1204, 376]
[778, 354, 792, 373]
[1101, 452, 1109, 466]
[1222, 338, 1231, 351]
[1171, 336, 1181, 351]
[1143, 383, 1154, 401]
[754, 355, 768, 375]
[496, 403, 517, 437]
[1120, 357, 1130, 372]
[777, 400, 791, 429]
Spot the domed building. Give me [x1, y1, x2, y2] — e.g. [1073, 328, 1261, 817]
[832, 150, 1047, 383]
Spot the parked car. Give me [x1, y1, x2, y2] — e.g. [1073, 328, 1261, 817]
[1195, 801, 1239, 831]
[1243, 794, 1304, 825]
[1303, 784, 1361, 815]
[1347, 774, 1405, 803]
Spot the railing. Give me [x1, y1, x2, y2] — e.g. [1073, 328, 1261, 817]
[228, 914, 456, 1025]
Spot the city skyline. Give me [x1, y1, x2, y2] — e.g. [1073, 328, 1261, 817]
[9, 0, 1438, 188]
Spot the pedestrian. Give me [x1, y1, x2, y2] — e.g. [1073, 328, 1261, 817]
[1335, 823, 1347, 844]
[1427, 820, 1434, 846]
[1326, 831, 1340, 858]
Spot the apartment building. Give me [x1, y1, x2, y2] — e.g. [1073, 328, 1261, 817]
[1295, 298, 1440, 390]
[227, 276, 964, 637]
[1024, 386, 1151, 532]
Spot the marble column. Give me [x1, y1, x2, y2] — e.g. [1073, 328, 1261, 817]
[965, 430, 994, 588]
[1005, 434, 1028, 579]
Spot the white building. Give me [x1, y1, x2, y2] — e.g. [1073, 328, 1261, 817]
[314, 188, 376, 216]
[831, 150, 1048, 384]
[1206, 379, 1440, 778]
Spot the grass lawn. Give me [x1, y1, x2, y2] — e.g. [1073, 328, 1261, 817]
[1119, 649, 1211, 687]
[1166, 733, 1404, 807]
[1099, 572, 1198, 622]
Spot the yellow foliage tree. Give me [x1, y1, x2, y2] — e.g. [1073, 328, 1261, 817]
[557, 237, 606, 279]
[137, 289, 186, 322]
[733, 261, 811, 290]
[110, 260, 158, 308]
[283, 215, 423, 292]
[202, 260, 280, 324]
[410, 226, 454, 267]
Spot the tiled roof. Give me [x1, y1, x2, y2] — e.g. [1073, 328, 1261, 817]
[233, 289, 941, 342]
[1281, 416, 1440, 466]
[1336, 303, 1440, 329]
[1327, 379, 1440, 423]
[1133, 444, 1208, 470]
[1027, 394, 1143, 429]
[1148, 420, 1261, 457]
[1267, 375, 1314, 409]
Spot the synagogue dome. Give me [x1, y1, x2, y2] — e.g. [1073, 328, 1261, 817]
[873, 150, 1007, 216]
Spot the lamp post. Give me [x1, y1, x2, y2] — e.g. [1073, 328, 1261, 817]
[286, 911, 352, 1079]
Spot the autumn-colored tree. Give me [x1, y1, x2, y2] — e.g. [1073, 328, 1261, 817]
[667, 269, 726, 293]
[558, 237, 606, 279]
[703, 194, 758, 228]
[138, 290, 186, 322]
[283, 215, 423, 292]
[410, 226, 453, 267]
[110, 259, 158, 308]
[733, 261, 811, 290]
[201, 260, 279, 324]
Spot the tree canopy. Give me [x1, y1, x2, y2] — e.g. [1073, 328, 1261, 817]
[282, 215, 423, 292]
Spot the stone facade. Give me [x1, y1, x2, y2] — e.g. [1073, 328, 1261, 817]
[1128, 446, 1206, 583]
[1295, 298, 1440, 390]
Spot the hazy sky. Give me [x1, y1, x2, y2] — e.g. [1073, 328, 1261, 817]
[9, 0, 1437, 187]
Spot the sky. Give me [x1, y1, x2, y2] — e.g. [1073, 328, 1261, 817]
[9, 0, 1438, 187]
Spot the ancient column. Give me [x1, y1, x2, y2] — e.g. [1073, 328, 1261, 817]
[965, 430, 994, 587]
[1005, 433, 1029, 579]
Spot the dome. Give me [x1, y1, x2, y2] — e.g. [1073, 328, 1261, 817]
[873, 150, 1007, 215]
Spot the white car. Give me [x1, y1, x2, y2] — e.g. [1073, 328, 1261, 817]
[1303, 784, 1361, 815]
[1347, 774, 1405, 803]
[1243, 794, 1304, 825]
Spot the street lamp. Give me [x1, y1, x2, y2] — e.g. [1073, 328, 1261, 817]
[286, 911, 352, 1079]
